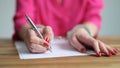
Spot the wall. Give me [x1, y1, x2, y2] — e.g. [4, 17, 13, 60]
[0, 0, 120, 39]
[100, 0, 120, 36]
[0, 0, 15, 39]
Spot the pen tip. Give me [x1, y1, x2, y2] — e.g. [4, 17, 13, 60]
[48, 46, 52, 53]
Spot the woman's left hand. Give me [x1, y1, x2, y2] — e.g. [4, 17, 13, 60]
[68, 28, 118, 57]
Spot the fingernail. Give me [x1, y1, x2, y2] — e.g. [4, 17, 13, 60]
[97, 51, 101, 57]
[80, 48, 86, 53]
[113, 49, 117, 54]
[115, 48, 119, 52]
[43, 42, 48, 47]
[108, 52, 112, 57]
[106, 52, 109, 56]
[113, 48, 118, 54]
[45, 37, 50, 43]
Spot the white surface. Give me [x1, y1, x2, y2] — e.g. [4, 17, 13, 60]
[15, 38, 96, 59]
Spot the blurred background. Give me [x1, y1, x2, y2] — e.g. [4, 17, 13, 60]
[0, 0, 120, 39]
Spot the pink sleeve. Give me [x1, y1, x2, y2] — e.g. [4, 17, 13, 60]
[13, 0, 35, 33]
[83, 0, 104, 31]
[13, 0, 35, 40]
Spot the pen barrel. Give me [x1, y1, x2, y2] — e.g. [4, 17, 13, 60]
[25, 14, 44, 39]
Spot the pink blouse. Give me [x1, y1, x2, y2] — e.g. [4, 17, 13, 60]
[13, 0, 104, 39]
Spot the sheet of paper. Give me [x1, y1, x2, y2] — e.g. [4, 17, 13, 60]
[15, 38, 96, 59]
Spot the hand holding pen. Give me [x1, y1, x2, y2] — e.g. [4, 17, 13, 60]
[23, 14, 53, 53]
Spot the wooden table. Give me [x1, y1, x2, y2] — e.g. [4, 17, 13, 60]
[0, 37, 120, 68]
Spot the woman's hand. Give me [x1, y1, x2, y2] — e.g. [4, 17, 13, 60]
[68, 27, 118, 57]
[19, 25, 54, 53]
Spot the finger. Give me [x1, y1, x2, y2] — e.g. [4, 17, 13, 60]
[93, 40, 101, 57]
[106, 45, 118, 56]
[78, 35, 101, 56]
[28, 43, 47, 53]
[38, 28, 44, 35]
[98, 40, 109, 56]
[28, 29, 48, 46]
[43, 26, 54, 42]
[70, 35, 86, 53]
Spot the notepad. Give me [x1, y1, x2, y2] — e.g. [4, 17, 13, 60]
[15, 38, 96, 59]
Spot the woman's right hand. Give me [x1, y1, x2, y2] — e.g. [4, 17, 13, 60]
[19, 25, 54, 53]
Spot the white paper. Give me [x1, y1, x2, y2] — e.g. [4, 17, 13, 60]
[15, 38, 96, 59]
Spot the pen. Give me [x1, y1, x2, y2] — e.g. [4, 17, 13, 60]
[25, 14, 52, 52]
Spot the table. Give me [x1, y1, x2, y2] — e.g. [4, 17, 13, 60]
[0, 37, 120, 68]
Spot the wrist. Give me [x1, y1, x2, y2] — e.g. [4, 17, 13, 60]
[67, 23, 97, 39]
[67, 24, 90, 39]
[83, 23, 97, 37]
[18, 24, 31, 40]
